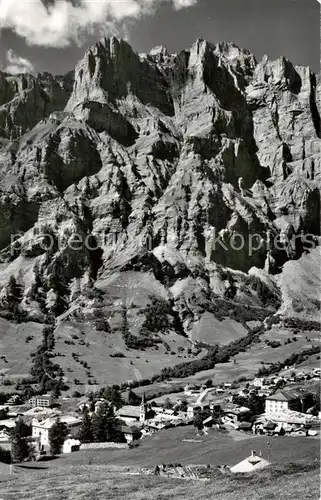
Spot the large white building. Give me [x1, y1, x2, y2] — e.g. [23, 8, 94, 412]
[32, 415, 82, 451]
[29, 394, 54, 408]
[265, 390, 303, 416]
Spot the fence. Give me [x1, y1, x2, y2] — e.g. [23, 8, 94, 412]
[80, 442, 128, 450]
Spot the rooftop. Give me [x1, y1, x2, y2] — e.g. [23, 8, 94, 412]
[230, 452, 271, 473]
[223, 404, 251, 414]
[121, 425, 138, 435]
[116, 405, 141, 418]
[266, 390, 304, 402]
[32, 415, 82, 429]
[31, 394, 53, 400]
[0, 419, 16, 428]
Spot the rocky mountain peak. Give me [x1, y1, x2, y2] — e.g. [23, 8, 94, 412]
[0, 36, 319, 388]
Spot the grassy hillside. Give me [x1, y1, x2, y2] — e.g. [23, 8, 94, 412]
[0, 318, 43, 382]
[44, 427, 320, 469]
[1, 460, 320, 500]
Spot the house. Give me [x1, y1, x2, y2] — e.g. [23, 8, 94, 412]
[0, 428, 11, 451]
[116, 405, 141, 425]
[116, 395, 150, 426]
[0, 428, 10, 440]
[187, 404, 201, 419]
[230, 450, 271, 473]
[0, 406, 9, 420]
[253, 378, 266, 388]
[7, 395, 21, 405]
[62, 437, 81, 454]
[184, 384, 197, 395]
[237, 421, 253, 432]
[32, 415, 82, 451]
[264, 421, 277, 433]
[265, 390, 312, 415]
[222, 405, 252, 423]
[272, 376, 287, 386]
[29, 394, 54, 408]
[94, 399, 106, 413]
[0, 419, 16, 431]
[238, 388, 250, 398]
[144, 421, 167, 433]
[121, 425, 141, 443]
[203, 416, 215, 431]
[210, 403, 222, 414]
[23, 406, 56, 418]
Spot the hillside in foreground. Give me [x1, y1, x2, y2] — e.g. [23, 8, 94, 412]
[1, 460, 320, 500]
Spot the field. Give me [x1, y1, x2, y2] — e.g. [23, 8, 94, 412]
[0, 318, 43, 382]
[53, 320, 206, 392]
[0, 458, 319, 500]
[128, 325, 320, 402]
[18, 426, 320, 470]
[189, 312, 248, 345]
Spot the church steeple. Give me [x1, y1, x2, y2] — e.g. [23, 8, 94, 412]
[139, 392, 147, 423]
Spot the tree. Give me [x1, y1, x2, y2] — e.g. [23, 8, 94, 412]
[10, 418, 32, 463]
[205, 379, 213, 388]
[193, 408, 210, 431]
[127, 389, 141, 405]
[6, 275, 23, 311]
[193, 412, 204, 431]
[79, 407, 93, 443]
[49, 418, 68, 455]
[92, 403, 118, 443]
[0, 445, 11, 464]
[103, 386, 124, 410]
[178, 399, 188, 412]
[51, 377, 63, 399]
[275, 379, 286, 390]
[164, 397, 173, 410]
[2, 275, 24, 321]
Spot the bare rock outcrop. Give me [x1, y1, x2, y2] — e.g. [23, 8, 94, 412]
[0, 36, 319, 372]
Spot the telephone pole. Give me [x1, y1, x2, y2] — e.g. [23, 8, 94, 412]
[267, 441, 271, 462]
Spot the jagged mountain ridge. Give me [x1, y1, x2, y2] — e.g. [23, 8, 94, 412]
[0, 37, 320, 385]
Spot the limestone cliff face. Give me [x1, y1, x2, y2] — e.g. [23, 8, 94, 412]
[0, 37, 319, 359]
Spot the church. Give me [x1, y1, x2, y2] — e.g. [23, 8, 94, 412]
[115, 394, 154, 427]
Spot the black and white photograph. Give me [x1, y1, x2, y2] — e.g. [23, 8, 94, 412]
[0, 0, 320, 498]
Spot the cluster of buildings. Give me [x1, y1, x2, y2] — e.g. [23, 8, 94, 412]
[31, 415, 82, 453]
[0, 394, 82, 455]
[114, 395, 191, 438]
[0, 365, 319, 458]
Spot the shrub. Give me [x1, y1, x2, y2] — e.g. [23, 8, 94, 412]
[72, 391, 83, 398]
[0, 445, 11, 464]
[265, 340, 281, 348]
[2, 378, 14, 386]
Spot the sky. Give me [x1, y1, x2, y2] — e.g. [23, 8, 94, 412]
[0, 0, 319, 75]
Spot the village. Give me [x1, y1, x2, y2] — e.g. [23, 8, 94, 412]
[0, 364, 320, 474]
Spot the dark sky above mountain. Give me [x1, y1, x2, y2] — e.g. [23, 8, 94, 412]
[0, 0, 319, 75]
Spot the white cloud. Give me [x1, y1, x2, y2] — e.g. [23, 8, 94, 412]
[0, 0, 199, 48]
[173, 0, 198, 9]
[5, 49, 34, 74]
